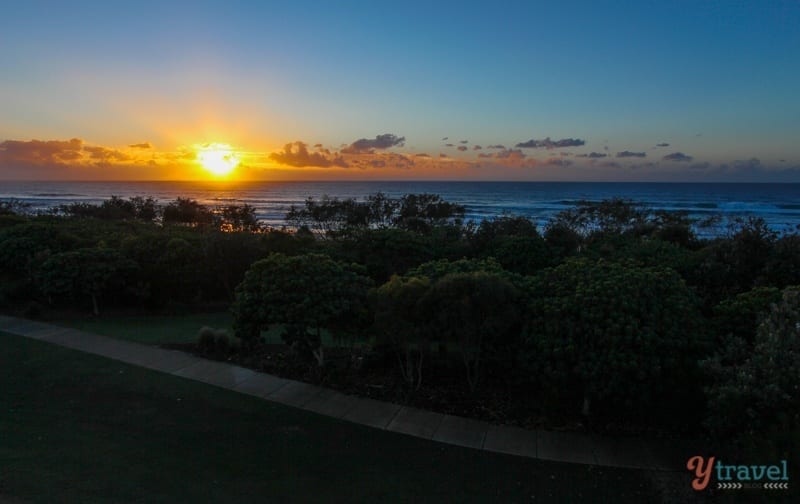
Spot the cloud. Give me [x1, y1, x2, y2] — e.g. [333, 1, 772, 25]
[84, 145, 131, 164]
[487, 144, 506, 149]
[576, 152, 607, 158]
[415, 153, 431, 158]
[656, 143, 670, 147]
[473, 145, 482, 150]
[269, 141, 348, 168]
[662, 152, 693, 162]
[128, 142, 152, 149]
[460, 140, 468, 144]
[457, 146, 468, 152]
[439, 153, 448, 158]
[442, 137, 448, 141]
[515, 137, 585, 149]
[494, 149, 526, 160]
[341, 133, 405, 154]
[616, 151, 646, 158]
[445, 143, 455, 147]
[0, 138, 84, 165]
[543, 158, 573, 167]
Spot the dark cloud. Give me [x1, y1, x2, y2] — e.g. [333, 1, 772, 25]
[576, 152, 607, 158]
[656, 143, 670, 147]
[439, 153, 448, 158]
[445, 143, 455, 147]
[473, 145, 483, 150]
[460, 140, 468, 144]
[515, 137, 585, 149]
[415, 153, 431, 158]
[128, 142, 152, 149]
[487, 144, 506, 149]
[313, 143, 323, 149]
[341, 133, 405, 154]
[269, 141, 348, 168]
[442, 137, 448, 141]
[490, 149, 526, 160]
[663, 152, 693, 162]
[457, 146, 468, 152]
[616, 151, 646, 158]
[370, 160, 386, 168]
[543, 158, 573, 167]
[0, 138, 84, 165]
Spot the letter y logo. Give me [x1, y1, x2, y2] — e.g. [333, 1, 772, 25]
[686, 455, 715, 491]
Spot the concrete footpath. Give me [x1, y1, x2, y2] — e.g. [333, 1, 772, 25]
[0, 315, 696, 472]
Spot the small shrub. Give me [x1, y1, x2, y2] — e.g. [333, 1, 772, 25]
[197, 326, 234, 356]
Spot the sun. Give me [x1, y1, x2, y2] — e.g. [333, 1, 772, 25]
[196, 143, 240, 177]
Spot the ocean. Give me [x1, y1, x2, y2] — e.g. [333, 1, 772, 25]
[1, 180, 799, 235]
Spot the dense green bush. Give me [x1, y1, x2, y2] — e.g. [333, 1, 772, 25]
[420, 271, 524, 392]
[526, 258, 706, 418]
[371, 275, 432, 391]
[703, 287, 800, 448]
[712, 286, 783, 344]
[37, 248, 138, 315]
[232, 253, 372, 366]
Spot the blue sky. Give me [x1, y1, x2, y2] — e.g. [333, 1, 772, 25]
[1, 0, 799, 181]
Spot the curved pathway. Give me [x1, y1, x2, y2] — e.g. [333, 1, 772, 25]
[0, 315, 696, 472]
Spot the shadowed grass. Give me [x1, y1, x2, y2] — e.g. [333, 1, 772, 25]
[0, 332, 664, 503]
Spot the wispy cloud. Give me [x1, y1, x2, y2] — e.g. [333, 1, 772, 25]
[576, 152, 607, 158]
[128, 142, 152, 149]
[655, 143, 670, 147]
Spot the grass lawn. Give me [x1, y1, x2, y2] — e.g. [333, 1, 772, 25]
[57, 311, 235, 345]
[57, 312, 353, 348]
[0, 332, 667, 503]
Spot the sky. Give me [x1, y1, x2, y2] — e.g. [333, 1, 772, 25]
[1, 0, 799, 182]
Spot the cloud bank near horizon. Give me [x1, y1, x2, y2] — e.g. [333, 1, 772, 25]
[1, 136, 799, 182]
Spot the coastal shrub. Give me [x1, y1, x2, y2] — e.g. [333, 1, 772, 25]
[371, 275, 432, 391]
[37, 248, 138, 315]
[59, 195, 159, 221]
[542, 222, 582, 258]
[332, 228, 433, 282]
[163, 198, 215, 226]
[232, 253, 372, 367]
[526, 258, 706, 419]
[703, 287, 800, 445]
[712, 287, 782, 344]
[419, 271, 524, 392]
[480, 235, 552, 276]
[197, 326, 236, 356]
[759, 233, 800, 288]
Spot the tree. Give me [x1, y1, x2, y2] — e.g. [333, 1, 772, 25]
[232, 253, 372, 367]
[712, 287, 782, 344]
[420, 271, 523, 392]
[38, 248, 137, 315]
[371, 275, 432, 391]
[703, 287, 800, 444]
[526, 258, 706, 418]
[163, 198, 215, 226]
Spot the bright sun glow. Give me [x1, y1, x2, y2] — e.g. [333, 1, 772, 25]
[196, 143, 240, 176]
